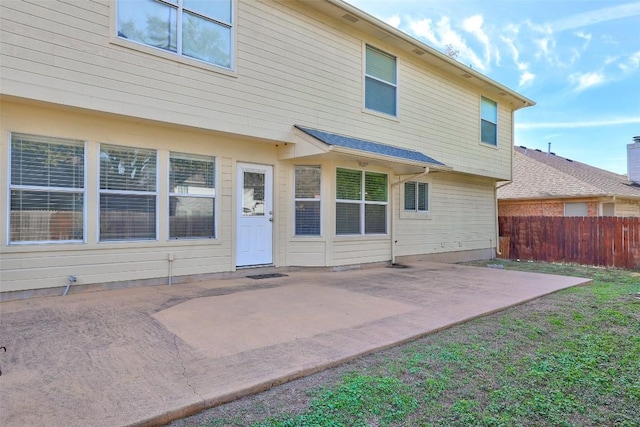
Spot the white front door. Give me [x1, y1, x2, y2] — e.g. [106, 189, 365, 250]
[236, 163, 273, 267]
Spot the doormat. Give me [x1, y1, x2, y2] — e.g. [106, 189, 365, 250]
[246, 273, 289, 280]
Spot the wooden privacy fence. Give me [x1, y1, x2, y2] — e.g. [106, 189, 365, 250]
[499, 216, 640, 269]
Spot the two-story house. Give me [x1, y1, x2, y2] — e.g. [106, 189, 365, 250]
[0, 0, 534, 298]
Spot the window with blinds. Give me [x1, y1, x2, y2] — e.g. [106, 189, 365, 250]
[9, 133, 85, 243]
[169, 152, 216, 239]
[294, 166, 321, 236]
[99, 144, 157, 241]
[365, 45, 397, 116]
[481, 97, 498, 145]
[404, 181, 429, 212]
[336, 168, 388, 235]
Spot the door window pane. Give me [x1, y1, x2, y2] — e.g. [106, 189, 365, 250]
[243, 171, 265, 216]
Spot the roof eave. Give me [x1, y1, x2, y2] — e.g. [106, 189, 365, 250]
[299, 0, 535, 110]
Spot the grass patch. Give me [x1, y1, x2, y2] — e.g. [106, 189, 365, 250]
[168, 261, 640, 427]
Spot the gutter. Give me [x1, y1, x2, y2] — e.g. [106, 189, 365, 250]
[320, 0, 535, 109]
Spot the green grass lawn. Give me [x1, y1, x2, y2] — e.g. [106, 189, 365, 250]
[170, 261, 640, 427]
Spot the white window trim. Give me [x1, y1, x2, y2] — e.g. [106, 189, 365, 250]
[7, 134, 87, 245]
[564, 202, 589, 217]
[167, 152, 217, 240]
[293, 165, 322, 238]
[98, 143, 159, 242]
[111, 0, 238, 76]
[363, 43, 399, 119]
[480, 96, 498, 147]
[400, 180, 431, 220]
[336, 168, 388, 236]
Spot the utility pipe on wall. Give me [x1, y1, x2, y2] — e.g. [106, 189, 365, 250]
[390, 167, 430, 265]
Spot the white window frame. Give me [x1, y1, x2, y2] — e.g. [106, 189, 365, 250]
[480, 96, 498, 146]
[564, 202, 589, 217]
[115, 0, 236, 71]
[168, 152, 216, 240]
[404, 181, 429, 213]
[364, 44, 398, 117]
[294, 165, 322, 237]
[336, 168, 388, 236]
[98, 144, 159, 242]
[7, 133, 87, 245]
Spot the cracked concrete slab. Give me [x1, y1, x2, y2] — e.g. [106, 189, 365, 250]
[0, 262, 591, 426]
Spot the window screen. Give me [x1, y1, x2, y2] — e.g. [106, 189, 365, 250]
[564, 202, 588, 216]
[169, 152, 215, 239]
[365, 45, 397, 116]
[404, 181, 429, 212]
[9, 134, 85, 243]
[336, 168, 387, 235]
[481, 97, 497, 145]
[99, 144, 157, 241]
[295, 166, 321, 236]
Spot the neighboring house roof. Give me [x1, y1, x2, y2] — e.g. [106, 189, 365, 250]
[295, 126, 447, 167]
[498, 146, 640, 200]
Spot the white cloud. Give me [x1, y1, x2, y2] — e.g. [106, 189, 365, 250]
[462, 15, 496, 65]
[550, 2, 640, 31]
[516, 116, 640, 130]
[619, 51, 640, 73]
[519, 70, 535, 88]
[575, 31, 592, 49]
[408, 16, 486, 70]
[569, 71, 606, 92]
[384, 14, 401, 28]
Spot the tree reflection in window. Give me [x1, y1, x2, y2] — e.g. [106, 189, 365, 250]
[117, 0, 232, 68]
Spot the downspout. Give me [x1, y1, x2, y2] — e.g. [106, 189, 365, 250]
[496, 109, 516, 258]
[494, 184, 500, 258]
[390, 167, 430, 265]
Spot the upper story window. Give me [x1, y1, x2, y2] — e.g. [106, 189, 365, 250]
[365, 45, 397, 116]
[9, 134, 85, 244]
[117, 0, 233, 69]
[481, 97, 497, 145]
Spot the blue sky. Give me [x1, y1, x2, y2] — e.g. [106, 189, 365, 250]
[346, 0, 640, 175]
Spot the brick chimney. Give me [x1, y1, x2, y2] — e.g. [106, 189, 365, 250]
[629, 136, 640, 183]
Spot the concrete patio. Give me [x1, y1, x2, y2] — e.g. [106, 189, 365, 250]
[0, 262, 591, 427]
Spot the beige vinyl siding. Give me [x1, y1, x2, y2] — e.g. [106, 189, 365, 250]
[615, 200, 640, 217]
[1, 0, 513, 181]
[0, 100, 276, 292]
[286, 241, 327, 266]
[331, 239, 390, 265]
[394, 174, 498, 257]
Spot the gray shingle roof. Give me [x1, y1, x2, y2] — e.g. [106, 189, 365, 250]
[295, 126, 446, 167]
[498, 146, 640, 200]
